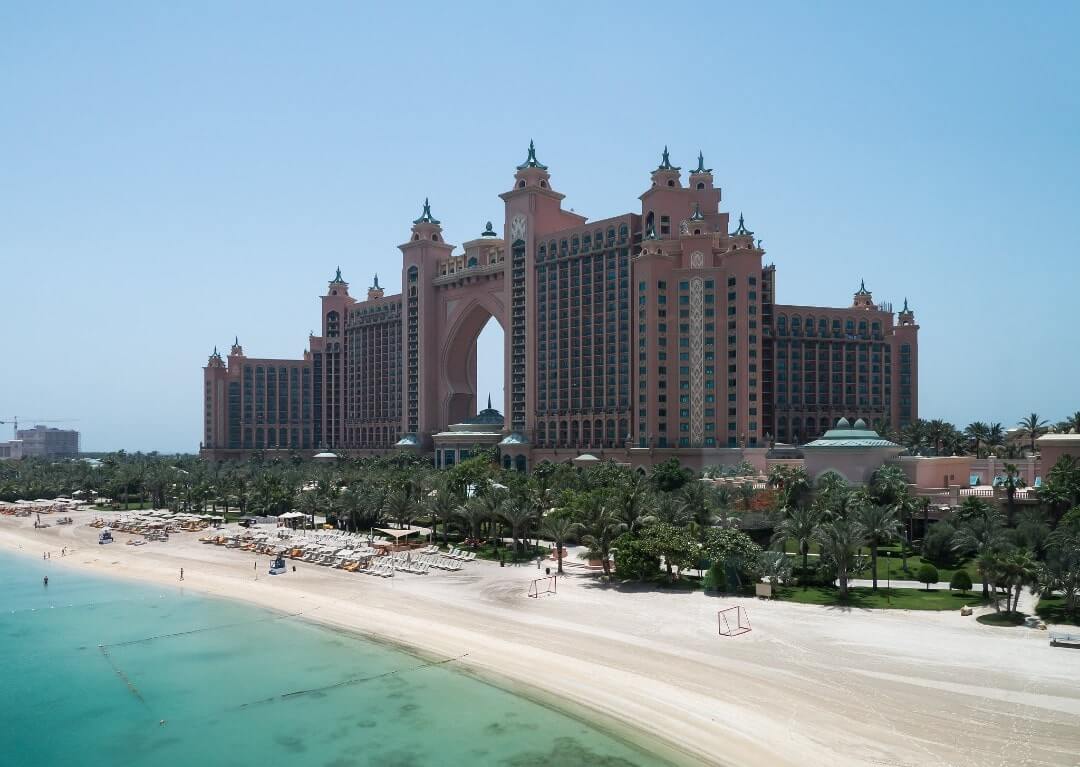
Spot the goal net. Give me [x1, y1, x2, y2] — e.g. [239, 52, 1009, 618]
[528, 575, 557, 598]
[717, 605, 751, 637]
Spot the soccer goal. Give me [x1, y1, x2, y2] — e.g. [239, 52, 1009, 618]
[528, 575, 557, 598]
[717, 605, 751, 637]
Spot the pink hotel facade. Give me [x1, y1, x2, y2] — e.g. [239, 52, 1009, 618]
[202, 145, 919, 469]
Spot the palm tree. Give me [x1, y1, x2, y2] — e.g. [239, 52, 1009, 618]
[856, 504, 901, 591]
[453, 498, 489, 542]
[926, 419, 951, 455]
[999, 463, 1025, 527]
[869, 464, 909, 507]
[900, 419, 929, 454]
[425, 478, 459, 544]
[499, 499, 536, 556]
[614, 475, 656, 532]
[382, 487, 421, 531]
[575, 496, 626, 578]
[542, 515, 576, 575]
[954, 512, 1007, 599]
[892, 493, 919, 573]
[771, 505, 822, 580]
[1018, 412, 1049, 455]
[814, 517, 865, 601]
[964, 422, 990, 458]
[985, 422, 1005, 455]
[1003, 550, 1037, 614]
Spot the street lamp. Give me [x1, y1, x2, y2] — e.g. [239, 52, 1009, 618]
[886, 550, 891, 605]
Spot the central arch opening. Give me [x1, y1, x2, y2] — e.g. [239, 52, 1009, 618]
[442, 303, 505, 428]
[476, 317, 504, 417]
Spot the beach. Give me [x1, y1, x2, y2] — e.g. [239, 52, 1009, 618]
[4, 511, 1079, 767]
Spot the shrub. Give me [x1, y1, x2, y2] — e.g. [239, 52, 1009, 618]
[917, 563, 940, 591]
[612, 533, 660, 581]
[702, 562, 727, 593]
[921, 521, 957, 567]
[949, 569, 972, 594]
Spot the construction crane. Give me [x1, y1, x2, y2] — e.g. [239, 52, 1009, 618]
[0, 417, 78, 441]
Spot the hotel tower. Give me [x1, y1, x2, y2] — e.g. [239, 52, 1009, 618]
[203, 144, 919, 470]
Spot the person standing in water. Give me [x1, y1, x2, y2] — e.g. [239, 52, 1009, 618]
[179, 567, 184, 581]
[43, 576, 48, 587]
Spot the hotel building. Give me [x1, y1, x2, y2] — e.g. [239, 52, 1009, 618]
[203, 144, 919, 469]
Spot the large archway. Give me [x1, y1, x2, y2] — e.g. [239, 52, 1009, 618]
[439, 293, 506, 428]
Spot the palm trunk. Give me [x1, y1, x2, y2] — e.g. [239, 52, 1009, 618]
[556, 542, 564, 575]
[838, 571, 849, 600]
[870, 546, 879, 591]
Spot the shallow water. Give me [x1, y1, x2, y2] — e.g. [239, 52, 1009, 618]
[0, 551, 671, 766]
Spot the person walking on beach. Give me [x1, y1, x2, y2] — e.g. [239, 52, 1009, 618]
[179, 567, 184, 581]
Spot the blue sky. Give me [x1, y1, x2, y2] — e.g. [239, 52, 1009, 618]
[1, 2, 1077, 453]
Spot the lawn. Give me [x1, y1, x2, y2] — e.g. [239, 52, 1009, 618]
[1036, 595, 1080, 626]
[976, 611, 1026, 627]
[773, 585, 987, 611]
[863, 550, 979, 587]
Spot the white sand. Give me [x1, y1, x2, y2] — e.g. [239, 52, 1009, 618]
[5, 511, 1080, 767]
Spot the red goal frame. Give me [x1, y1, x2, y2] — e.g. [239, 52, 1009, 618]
[717, 605, 751, 637]
[528, 575, 557, 598]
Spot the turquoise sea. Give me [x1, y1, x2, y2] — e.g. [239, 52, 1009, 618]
[0, 551, 672, 766]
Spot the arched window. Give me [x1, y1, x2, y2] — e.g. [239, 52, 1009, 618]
[606, 419, 615, 445]
[645, 212, 654, 234]
[618, 224, 628, 241]
[805, 315, 815, 336]
[538, 244, 546, 261]
[777, 315, 787, 335]
[594, 230, 603, 248]
[503, 454, 512, 469]
[537, 423, 547, 443]
[582, 420, 591, 445]
[467, 256, 478, 267]
[571, 421, 580, 445]
[408, 266, 418, 282]
[518, 179, 526, 188]
[571, 236, 579, 254]
[582, 234, 591, 251]
[667, 179, 675, 187]
[858, 320, 868, 337]
[696, 182, 705, 190]
[559, 239, 568, 255]
[791, 315, 801, 336]
[607, 227, 616, 242]
[819, 318, 828, 336]
[515, 455, 527, 472]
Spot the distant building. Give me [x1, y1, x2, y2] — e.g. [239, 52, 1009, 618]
[14, 425, 80, 457]
[0, 440, 24, 460]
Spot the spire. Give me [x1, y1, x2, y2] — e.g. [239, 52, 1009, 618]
[234, 335, 239, 347]
[330, 266, 346, 284]
[903, 297, 909, 311]
[412, 198, 440, 225]
[732, 213, 754, 236]
[656, 145, 680, 171]
[373, 273, 380, 289]
[487, 392, 492, 410]
[212, 345, 219, 356]
[481, 221, 497, 237]
[691, 150, 711, 174]
[856, 279, 870, 295]
[689, 202, 705, 222]
[516, 139, 548, 171]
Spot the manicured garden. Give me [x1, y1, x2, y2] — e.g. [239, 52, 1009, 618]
[1035, 595, 1080, 626]
[773, 585, 988, 611]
